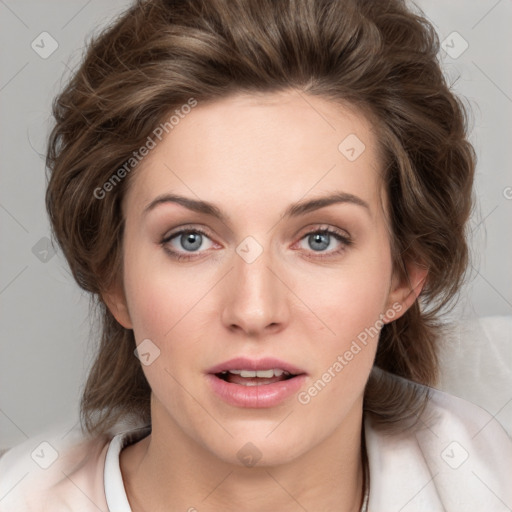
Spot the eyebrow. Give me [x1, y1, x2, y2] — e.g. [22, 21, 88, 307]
[143, 191, 370, 222]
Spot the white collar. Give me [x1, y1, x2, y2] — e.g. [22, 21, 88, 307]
[104, 426, 151, 512]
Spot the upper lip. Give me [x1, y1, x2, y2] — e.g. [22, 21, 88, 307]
[207, 357, 307, 376]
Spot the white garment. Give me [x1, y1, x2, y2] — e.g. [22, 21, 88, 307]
[1, 385, 511, 511]
[104, 427, 150, 511]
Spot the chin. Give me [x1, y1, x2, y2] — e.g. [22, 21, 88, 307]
[203, 427, 314, 469]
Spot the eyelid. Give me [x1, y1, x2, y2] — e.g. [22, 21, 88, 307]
[160, 223, 353, 260]
[161, 223, 351, 242]
[161, 224, 215, 243]
[296, 224, 351, 240]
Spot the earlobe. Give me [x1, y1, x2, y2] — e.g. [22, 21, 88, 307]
[384, 262, 428, 323]
[102, 284, 133, 329]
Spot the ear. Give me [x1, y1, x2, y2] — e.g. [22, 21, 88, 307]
[383, 260, 428, 323]
[102, 281, 133, 329]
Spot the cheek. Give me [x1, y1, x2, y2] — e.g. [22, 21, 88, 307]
[311, 252, 392, 337]
[122, 245, 216, 389]
[299, 244, 392, 395]
[125, 267, 198, 343]
[298, 265, 391, 412]
[122, 228, 198, 339]
[123, 260, 203, 404]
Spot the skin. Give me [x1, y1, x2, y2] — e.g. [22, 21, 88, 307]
[106, 89, 426, 512]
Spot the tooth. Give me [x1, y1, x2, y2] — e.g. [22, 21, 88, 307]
[228, 368, 292, 378]
[241, 381, 259, 386]
[255, 369, 274, 378]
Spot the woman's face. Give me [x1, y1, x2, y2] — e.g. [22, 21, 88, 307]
[111, 90, 416, 466]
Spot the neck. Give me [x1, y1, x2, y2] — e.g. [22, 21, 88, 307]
[120, 399, 365, 512]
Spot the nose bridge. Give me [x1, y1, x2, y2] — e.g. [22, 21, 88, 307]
[221, 235, 288, 334]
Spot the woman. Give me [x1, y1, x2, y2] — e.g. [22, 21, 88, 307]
[1, 0, 510, 510]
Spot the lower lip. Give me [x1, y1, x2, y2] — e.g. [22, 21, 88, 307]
[206, 374, 307, 408]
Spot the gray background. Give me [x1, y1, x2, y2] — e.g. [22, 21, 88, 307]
[1, 0, 511, 449]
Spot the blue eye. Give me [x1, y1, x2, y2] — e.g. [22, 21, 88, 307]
[308, 232, 332, 251]
[161, 226, 352, 261]
[298, 228, 352, 258]
[175, 231, 204, 251]
[161, 228, 214, 260]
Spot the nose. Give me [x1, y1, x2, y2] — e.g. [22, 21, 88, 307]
[220, 244, 289, 337]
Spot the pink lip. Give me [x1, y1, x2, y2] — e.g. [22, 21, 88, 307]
[206, 357, 306, 375]
[206, 373, 307, 408]
[206, 357, 307, 408]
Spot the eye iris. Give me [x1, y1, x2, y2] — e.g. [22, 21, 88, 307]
[309, 232, 329, 251]
[181, 232, 202, 251]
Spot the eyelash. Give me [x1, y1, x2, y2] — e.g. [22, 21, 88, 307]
[160, 225, 353, 262]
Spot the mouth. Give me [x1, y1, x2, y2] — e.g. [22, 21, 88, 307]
[206, 357, 307, 408]
[207, 357, 307, 383]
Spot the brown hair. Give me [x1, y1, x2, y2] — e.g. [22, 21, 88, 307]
[46, 0, 475, 436]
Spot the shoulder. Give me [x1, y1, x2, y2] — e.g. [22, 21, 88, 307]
[0, 422, 112, 512]
[365, 379, 512, 511]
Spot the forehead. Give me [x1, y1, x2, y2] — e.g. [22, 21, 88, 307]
[125, 90, 386, 219]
